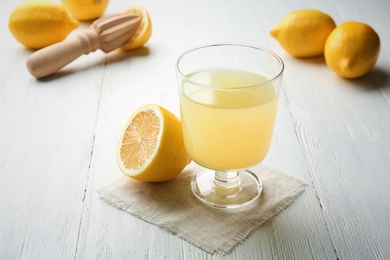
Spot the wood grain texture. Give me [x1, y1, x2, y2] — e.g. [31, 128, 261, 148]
[1, 0, 390, 259]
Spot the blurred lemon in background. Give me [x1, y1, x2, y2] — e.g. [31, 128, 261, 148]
[9, 0, 79, 49]
[61, 0, 109, 21]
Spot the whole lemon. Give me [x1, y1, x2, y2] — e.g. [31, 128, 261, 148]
[61, 0, 109, 21]
[325, 21, 380, 78]
[270, 9, 336, 57]
[9, 0, 79, 49]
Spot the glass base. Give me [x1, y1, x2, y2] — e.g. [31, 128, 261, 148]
[191, 169, 262, 209]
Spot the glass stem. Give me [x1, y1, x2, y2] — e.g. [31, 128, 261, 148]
[213, 171, 241, 189]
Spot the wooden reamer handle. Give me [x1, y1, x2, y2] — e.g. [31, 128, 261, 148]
[26, 30, 100, 79]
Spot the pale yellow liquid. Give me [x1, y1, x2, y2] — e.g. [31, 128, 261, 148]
[180, 69, 280, 170]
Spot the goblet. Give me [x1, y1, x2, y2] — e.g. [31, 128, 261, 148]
[176, 43, 284, 208]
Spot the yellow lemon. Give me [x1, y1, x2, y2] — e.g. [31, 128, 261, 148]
[117, 104, 191, 182]
[8, 0, 79, 49]
[270, 9, 336, 57]
[120, 6, 152, 51]
[61, 0, 109, 21]
[325, 21, 380, 78]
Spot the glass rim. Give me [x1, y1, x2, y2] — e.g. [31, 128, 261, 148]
[176, 43, 284, 91]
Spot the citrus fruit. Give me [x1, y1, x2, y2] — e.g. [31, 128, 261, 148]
[324, 21, 380, 78]
[270, 9, 336, 57]
[117, 104, 191, 182]
[61, 0, 109, 21]
[8, 0, 79, 49]
[120, 6, 152, 51]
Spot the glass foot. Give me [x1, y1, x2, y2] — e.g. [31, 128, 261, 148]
[191, 169, 262, 209]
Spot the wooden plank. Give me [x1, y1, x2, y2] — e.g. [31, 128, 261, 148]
[1, 0, 390, 259]
[0, 14, 107, 259]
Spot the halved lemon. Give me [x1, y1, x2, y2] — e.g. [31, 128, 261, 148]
[120, 6, 152, 51]
[117, 104, 191, 182]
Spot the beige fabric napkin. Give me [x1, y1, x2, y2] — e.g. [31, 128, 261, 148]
[99, 162, 306, 254]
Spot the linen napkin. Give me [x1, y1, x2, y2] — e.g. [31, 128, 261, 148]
[99, 162, 306, 254]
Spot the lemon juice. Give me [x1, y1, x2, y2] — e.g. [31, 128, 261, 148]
[180, 68, 279, 170]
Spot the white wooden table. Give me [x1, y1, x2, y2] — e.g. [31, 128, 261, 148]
[1, 0, 390, 259]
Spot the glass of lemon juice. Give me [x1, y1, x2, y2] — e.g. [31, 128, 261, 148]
[176, 43, 284, 209]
